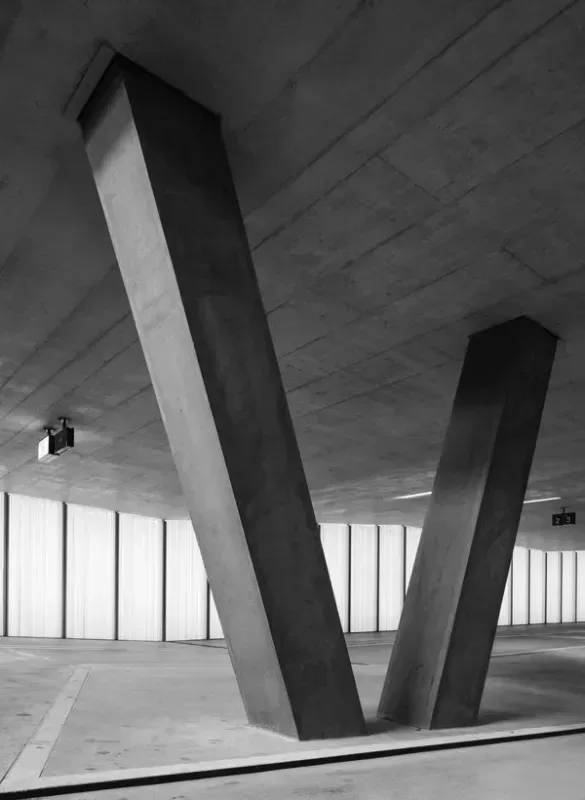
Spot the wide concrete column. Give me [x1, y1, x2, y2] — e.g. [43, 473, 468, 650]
[378, 317, 557, 730]
[79, 56, 365, 740]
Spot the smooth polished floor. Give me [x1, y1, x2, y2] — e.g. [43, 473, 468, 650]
[2, 624, 585, 791]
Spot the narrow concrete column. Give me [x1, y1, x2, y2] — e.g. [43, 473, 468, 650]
[79, 56, 365, 740]
[378, 317, 556, 729]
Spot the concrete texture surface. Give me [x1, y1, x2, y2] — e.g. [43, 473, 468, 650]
[34, 732, 585, 800]
[80, 56, 364, 741]
[1, 623, 585, 791]
[380, 319, 557, 729]
[0, 3, 583, 548]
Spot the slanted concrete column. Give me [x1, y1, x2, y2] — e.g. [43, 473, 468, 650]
[79, 56, 365, 740]
[378, 317, 556, 729]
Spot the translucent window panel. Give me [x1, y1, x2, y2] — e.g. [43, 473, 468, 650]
[529, 550, 545, 624]
[8, 495, 63, 638]
[546, 551, 562, 624]
[66, 505, 115, 640]
[208, 586, 224, 639]
[404, 527, 422, 596]
[512, 547, 529, 626]
[320, 524, 349, 632]
[349, 524, 378, 632]
[561, 551, 577, 623]
[165, 520, 207, 640]
[0, 494, 4, 636]
[498, 570, 512, 626]
[378, 525, 404, 631]
[577, 552, 585, 622]
[118, 513, 163, 641]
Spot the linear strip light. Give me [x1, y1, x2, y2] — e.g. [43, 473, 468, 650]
[392, 493, 562, 504]
[523, 496, 562, 504]
[393, 491, 433, 500]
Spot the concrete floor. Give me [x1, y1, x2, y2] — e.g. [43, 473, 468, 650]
[2, 624, 585, 796]
[38, 733, 585, 800]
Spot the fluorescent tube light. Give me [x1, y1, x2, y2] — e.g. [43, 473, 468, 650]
[392, 493, 562, 504]
[392, 493, 563, 504]
[393, 491, 433, 500]
[523, 496, 562, 505]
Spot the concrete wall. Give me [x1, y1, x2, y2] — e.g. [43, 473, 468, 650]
[0, 494, 583, 641]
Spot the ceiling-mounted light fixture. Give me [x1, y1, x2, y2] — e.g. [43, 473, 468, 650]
[523, 496, 562, 505]
[391, 491, 565, 504]
[54, 417, 74, 455]
[37, 418, 75, 463]
[38, 427, 57, 463]
[393, 491, 433, 500]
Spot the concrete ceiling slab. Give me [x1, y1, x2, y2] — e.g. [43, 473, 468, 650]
[0, 1, 584, 549]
